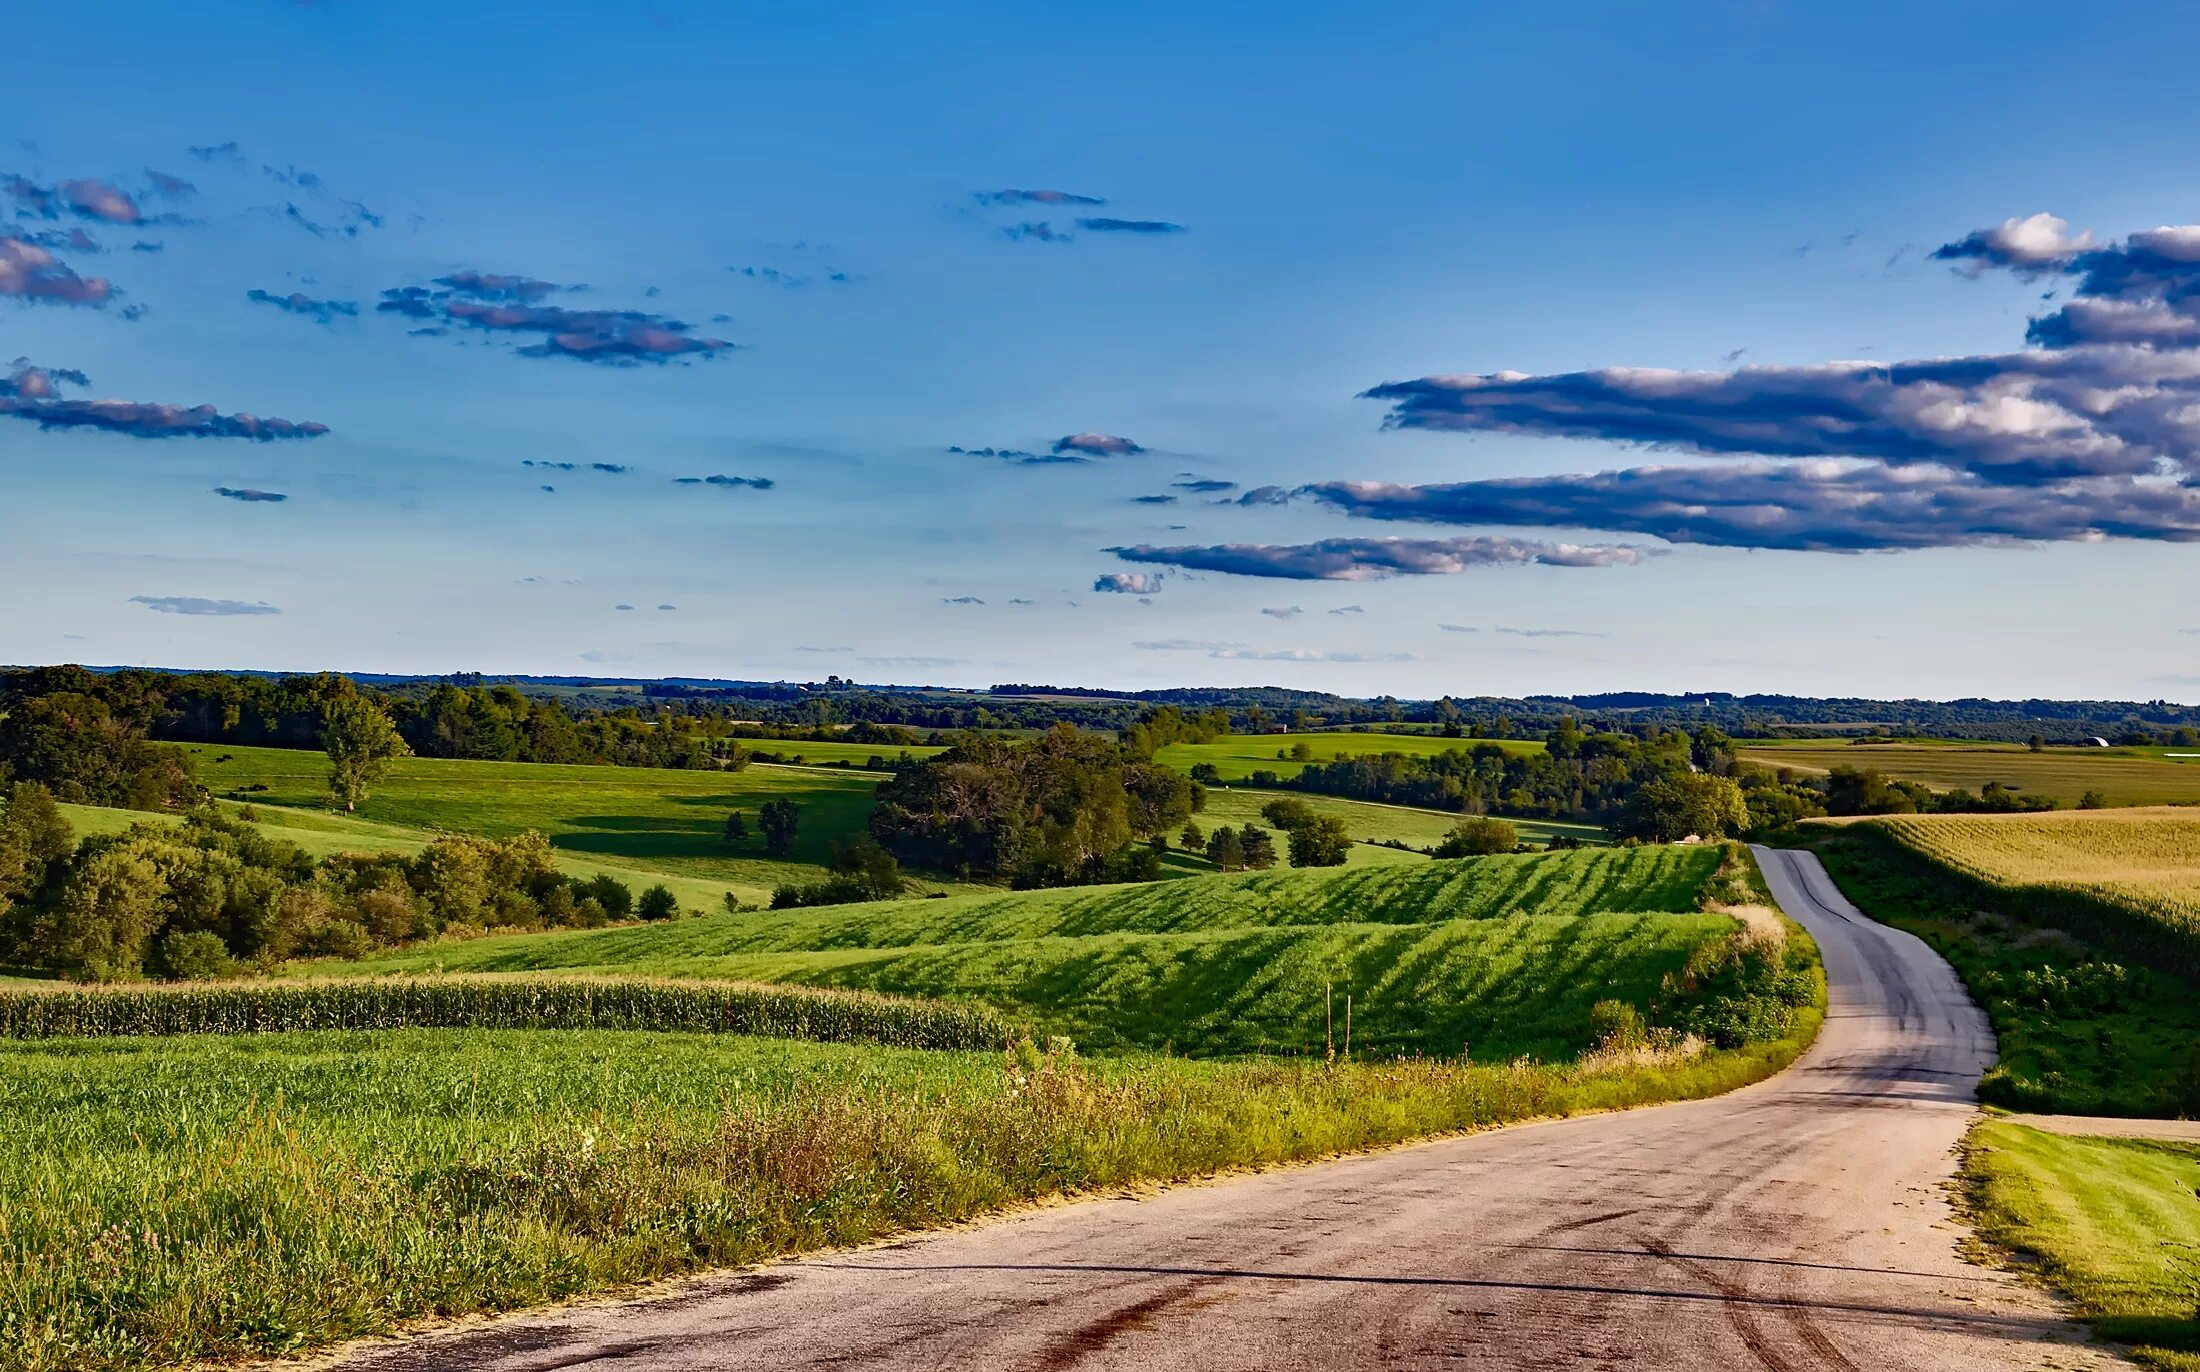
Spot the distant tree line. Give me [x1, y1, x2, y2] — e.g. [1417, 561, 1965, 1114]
[0, 785, 681, 982]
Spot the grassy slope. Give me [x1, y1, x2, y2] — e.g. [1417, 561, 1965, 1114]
[1156, 731, 1544, 782]
[177, 743, 980, 898]
[1966, 1122, 2200, 1370]
[313, 848, 1727, 1057]
[1737, 739, 2200, 807]
[57, 801, 754, 912]
[0, 1016, 1820, 1372]
[1806, 819, 2200, 1115]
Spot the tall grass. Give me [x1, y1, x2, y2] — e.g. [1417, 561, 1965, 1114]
[0, 977, 1008, 1051]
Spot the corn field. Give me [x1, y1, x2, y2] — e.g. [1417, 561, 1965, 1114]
[1863, 808, 2200, 976]
[0, 976, 1011, 1051]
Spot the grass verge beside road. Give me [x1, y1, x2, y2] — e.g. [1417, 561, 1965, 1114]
[1965, 1121, 2200, 1370]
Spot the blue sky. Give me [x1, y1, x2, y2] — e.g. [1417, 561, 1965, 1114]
[6, 0, 2198, 699]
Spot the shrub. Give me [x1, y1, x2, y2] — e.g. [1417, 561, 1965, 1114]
[638, 885, 679, 921]
[155, 930, 235, 981]
[1434, 816, 1518, 858]
[1285, 816, 1352, 868]
[586, 874, 634, 919]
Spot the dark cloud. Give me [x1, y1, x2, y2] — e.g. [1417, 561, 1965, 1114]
[0, 234, 114, 306]
[941, 596, 986, 605]
[130, 595, 279, 616]
[1300, 463, 2200, 552]
[1076, 217, 1186, 235]
[1231, 485, 1292, 506]
[146, 170, 195, 199]
[245, 288, 358, 324]
[130, 240, 163, 253]
[1052, 432, 1143, 458]
[18, 226, 100, 253]
[1002, 222, 1071, 243]
[1173, 478, 1236, 493]
[379, 270, 732, 365]
[1260, 606, 1304, 619]
[187, 142, 243, 163]
[0, 359, 327, 441]
[524, 460, 577, 471]
[1338, 212, 2200, 558]
[1094, 572, 1162, 594]
[1132, 493, 1177, 505]
[948, 444, 1085, 466]
[213, 487, 287, 502]
[591, 462, 629, 474]
[657, 604, 677, 611]
[727, 264, 846, 288]
[540, 485, 556, 493]
[1108, 534, 1644, 581]
[673, 474, 774, 489]
[974, 189, 1106, 207]
[614, 603, 635, 611]
[1328, 604, 1365, 616]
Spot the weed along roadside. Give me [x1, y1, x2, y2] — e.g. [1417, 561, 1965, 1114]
[0, 844, 1825, 1372]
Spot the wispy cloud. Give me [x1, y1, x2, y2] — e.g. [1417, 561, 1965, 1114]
[941, 596, 986, 605]
[213, 487, 287, 502]
[949, 444, 1086, 467]
[974, 189, 1106, 207]
[379, 270, 731, 365]
[0, 359, 327, 440]
[672, 474, 773, 489]
[1173, 478, 1236, 494]
[1260, 606, 1304, 620]
[1132, 494, 1177, 505]
[1109, 534, 1643, 581]
[1328, 604, 1365, 616]
[1076, 217, 1186, 235]
[130, 595, 280, 616]
[245, 288, 358, 324]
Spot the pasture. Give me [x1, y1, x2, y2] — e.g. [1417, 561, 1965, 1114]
[1178, 787, 1604, 869]
[318, 847, 1732, 1057]
[1737, 738, 2200, 807]
[177, 743, 968, 900]
[1156, 731, 1544, 782]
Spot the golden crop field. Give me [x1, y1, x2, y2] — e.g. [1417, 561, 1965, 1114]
[1864, 808, 2200, 944]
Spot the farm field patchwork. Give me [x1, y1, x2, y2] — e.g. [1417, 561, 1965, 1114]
[176, 743, 977, 900]
[1156, 731, 1545, 782]
[1736, 739, 2200, 807]
[314, 848, 1733, 1057]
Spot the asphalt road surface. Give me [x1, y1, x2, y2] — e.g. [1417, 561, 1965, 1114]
[329, 846, 2119, 1371]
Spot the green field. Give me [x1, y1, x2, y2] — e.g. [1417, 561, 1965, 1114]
[1738, 738, 2200, 807]
[317, 848, 1732, 1057]
[1176, 787, 1604, 869]
[1157, 731, 1544, 782]
[175, 743, 969, 902]
[1967, 1122, 2200, 1370]
[0, 1014, 1816, 1372]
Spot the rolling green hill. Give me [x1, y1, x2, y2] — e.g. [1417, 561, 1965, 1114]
[319, 847, 1733, 1057]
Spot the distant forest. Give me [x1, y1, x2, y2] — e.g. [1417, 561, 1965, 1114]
[10, 663, 2198, 748]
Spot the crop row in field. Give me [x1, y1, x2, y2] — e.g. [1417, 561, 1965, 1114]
[1738, 740, 2200, 807]
[0, 976, 1006, 1050]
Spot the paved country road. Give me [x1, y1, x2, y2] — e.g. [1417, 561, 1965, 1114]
[327, 847, 2122, 1371]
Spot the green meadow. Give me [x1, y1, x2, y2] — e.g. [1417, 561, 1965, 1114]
[176, 743, 972, 902]
[1184, 785, 1604, 858]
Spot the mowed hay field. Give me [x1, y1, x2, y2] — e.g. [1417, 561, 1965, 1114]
[1157, 731, 1544, 782]
[318, 847, 1730, 1057]
[1737, 738, 2200, 807]
[178, 743, 973, 901]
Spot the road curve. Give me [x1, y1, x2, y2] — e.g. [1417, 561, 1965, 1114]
[329, 847, 2120, 1371]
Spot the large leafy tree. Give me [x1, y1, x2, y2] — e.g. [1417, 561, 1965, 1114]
[322, 697, 410, 813]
